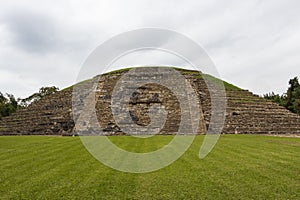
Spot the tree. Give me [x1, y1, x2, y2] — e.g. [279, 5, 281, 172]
[293, 99, 300, 115]
[263, 92, 286, 107]
[21, 86, 59, 106]
[285, 77, 300, 113]
[286, 77, 299, 110]
[0, 86, 59, 119]
[0, 92, 18, 119]
[264, 76, 300, 115]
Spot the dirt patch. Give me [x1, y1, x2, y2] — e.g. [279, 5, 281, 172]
[264, 134, 300, 138]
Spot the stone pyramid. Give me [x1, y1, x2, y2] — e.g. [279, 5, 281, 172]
[1, 67, 300, 135]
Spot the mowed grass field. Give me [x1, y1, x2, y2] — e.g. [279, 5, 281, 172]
[1, 135, 299, 199]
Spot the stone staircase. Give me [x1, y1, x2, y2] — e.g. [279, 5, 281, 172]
[0, 67, 299, 135]
[0, 89, 74, 135]
[223, 90, 300, 134]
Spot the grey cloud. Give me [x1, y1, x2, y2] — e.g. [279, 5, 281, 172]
[0, 0, 300, 98]
[4, 10, 59, 53]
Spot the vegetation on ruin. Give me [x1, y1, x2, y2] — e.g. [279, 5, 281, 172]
[102, 67, 241, 91]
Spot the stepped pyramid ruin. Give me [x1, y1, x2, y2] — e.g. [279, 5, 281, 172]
[1, 67, 300, 135]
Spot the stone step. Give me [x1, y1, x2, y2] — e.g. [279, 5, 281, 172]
[1, 67, 299, 135]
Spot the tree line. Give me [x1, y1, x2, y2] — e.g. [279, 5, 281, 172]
[0, 86, 59, 119]
[264, 77, 300, 115]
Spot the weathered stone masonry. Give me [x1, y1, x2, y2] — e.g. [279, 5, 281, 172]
[1, 67, 300, 135]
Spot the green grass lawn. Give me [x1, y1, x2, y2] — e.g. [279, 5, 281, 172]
[1, 135, 299, 199]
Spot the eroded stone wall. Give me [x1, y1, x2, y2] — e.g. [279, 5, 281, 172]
[1, 67, 300, 135]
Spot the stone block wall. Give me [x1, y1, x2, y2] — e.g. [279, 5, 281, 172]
[0, 67, 299, 135]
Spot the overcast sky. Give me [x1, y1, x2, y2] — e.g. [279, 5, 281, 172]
[0, 0, 300, 98]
